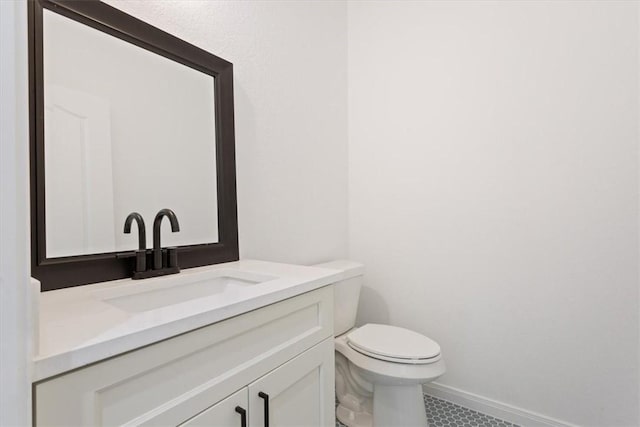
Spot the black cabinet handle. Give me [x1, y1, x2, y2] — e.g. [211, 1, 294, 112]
[235, 406, 247, 427]
[258, 392, 269, 427]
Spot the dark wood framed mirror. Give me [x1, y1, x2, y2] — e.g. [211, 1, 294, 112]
[29, 0, 239, 291]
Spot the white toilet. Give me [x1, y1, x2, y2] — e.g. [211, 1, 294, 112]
[315, 260, 446, 427]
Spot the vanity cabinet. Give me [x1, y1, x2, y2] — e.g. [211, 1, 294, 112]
[34, 286, 335, 426]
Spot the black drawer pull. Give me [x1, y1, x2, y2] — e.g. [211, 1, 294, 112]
[258, 392, 269, 427]
[235, 406, 247, 427]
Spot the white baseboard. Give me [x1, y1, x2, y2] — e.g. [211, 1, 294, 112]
[423, 382, 578, 427]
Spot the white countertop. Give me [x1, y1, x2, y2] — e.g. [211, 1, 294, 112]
[33, 260, 343, 382]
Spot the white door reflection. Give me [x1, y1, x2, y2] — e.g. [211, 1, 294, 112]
[45, 86, 116, 257]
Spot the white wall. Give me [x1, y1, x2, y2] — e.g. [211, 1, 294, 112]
[0, 1, 32, 426]
[348, 1, 639, 426]
[104, 0, 349, 265]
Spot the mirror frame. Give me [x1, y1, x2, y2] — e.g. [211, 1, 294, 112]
[29, 0, 239, 291]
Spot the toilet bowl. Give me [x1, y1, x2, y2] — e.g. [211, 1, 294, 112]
[314, 261, 445, 427]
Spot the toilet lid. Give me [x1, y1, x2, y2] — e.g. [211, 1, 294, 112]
[346, 324, 441, 362]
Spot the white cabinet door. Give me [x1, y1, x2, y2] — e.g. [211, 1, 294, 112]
[180, 388, 248, 427]
[248, 338, 335, 427]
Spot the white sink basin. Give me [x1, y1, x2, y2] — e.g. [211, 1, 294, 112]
[94, 269, 277, 313]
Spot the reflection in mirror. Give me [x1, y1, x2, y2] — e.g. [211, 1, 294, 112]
[43, 9, 218, 258]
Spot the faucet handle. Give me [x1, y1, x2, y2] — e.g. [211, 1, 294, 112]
[167, 247, 179, 269]
[134, 250, 147, 273]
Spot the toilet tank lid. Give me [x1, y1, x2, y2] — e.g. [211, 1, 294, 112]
[312, 260, 363, 280]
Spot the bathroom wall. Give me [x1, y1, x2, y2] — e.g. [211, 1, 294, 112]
[104, 0, 349, 265]
[0, 1, 31, 425]
[348, 1, 639, 426]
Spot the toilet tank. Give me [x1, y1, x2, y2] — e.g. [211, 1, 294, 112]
[313, 260, 364, 336]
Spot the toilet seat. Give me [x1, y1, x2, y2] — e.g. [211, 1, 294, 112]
[335, 333, 445, 385]
[346, 324, 440, 365]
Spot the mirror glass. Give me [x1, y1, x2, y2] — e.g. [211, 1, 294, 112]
[43, 9, 219, 258]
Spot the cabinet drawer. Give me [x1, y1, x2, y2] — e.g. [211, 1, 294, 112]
[35, 286, 333, 426]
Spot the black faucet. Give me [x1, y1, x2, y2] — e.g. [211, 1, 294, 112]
[124, 212, 146, 250]
[153, 208, 180, 270]
[124, 212, 147, 273]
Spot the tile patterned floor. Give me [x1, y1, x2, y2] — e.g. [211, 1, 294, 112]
[335, 394, 520, 427]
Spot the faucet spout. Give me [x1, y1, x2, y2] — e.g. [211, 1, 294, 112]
[124, 212, 146, 250]
[153, 208, 180, 269]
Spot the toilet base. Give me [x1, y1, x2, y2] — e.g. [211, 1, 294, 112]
[337, 402, 373, 427]
[372, 384, 428, 427]
[336, 352, 431, 427]
[336, 384, 429, 427]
